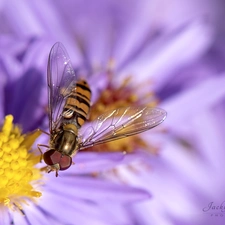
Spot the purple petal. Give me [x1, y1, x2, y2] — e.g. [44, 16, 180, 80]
[70, 152, 126, 173]
[0, 207, 11, 225]
[38, 191, 133, 224]
[66, 151, 147, 174]
[120, 19, 214, 84]
[162, 75, 225, 126]
[20, 203, 50, 225]
[44, 174, 150, 203]
[5, 67, 46, 132]
[11, 210, 28, 225]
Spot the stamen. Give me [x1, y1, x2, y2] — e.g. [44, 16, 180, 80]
[0, 115, 42, 211]
[89, 76, 158, 153]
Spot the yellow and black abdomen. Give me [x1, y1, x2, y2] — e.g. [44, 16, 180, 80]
[63, 80, 91, 127]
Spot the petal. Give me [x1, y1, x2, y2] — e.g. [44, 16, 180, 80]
[38, 189, 139, 224]
[162, 75, 225, 126]
[4, 68, 46, 132]
[11, 210, 29, 225]
[67, 151, 147, 174]
[22, 203, 51, 225]
[119, 19, 214, 84]
[44, 174, 150, 203]
[0, 206, 11, 224]
[0, 71, 6, 120]
[70, 152, 126, 173]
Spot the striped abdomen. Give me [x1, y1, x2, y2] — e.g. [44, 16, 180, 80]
[62, 80, 91, 127]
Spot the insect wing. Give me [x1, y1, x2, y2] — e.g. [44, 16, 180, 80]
[78, 106, 167, 150]
[47, 42, 77, 132]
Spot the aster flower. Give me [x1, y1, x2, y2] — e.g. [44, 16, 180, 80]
[0, 43, 153, 224]
[2, 1, 225, 225]
[0, 114, 150, 224]
[0, 7, 154, 225]
[0, 115, 42, 212]
[0, 4, 156, 224]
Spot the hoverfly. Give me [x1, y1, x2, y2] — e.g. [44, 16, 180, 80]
[41, 42, 167, 176]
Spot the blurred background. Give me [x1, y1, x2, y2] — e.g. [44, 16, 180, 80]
[1, 0, 225, 224]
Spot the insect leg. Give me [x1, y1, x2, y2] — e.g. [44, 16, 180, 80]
[40, 165, 59, 177]
[36, 129, 50, 136]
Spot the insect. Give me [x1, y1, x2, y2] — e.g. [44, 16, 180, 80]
[41, 42, 167, 176]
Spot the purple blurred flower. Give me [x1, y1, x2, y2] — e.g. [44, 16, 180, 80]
[0, 2, 157, 225]
[1, 0, 225, 225]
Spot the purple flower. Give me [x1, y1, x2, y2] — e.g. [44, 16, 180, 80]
[0, 84, 151, 225]
[1, 0, 225, 225]
[0, 44, 151, 224]
[0, 3, 156, 225]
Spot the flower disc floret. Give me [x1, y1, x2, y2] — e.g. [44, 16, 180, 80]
[0, 115, 42, 211]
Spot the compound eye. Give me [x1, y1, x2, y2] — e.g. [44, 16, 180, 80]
[43, 150, 61, 165]
[59, 155, 72, 171]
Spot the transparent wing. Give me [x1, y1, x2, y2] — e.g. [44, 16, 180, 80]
[78, 106, 167, 150]
[47, 42, 77, 132]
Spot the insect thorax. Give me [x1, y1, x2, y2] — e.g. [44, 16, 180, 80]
[51, 124, 79, 156]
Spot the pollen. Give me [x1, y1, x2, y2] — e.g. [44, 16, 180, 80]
[0, 115, 42, 211]
[89, 76, 159, 154]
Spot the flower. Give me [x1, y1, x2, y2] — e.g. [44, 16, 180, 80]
[0, 6, 154, 223]
[87, 76, 159, 153]
[0, 2, 157, 222]
[0, 115, 150, 224]
[2, 0, 225, 225]
[0, 115, 42, 212]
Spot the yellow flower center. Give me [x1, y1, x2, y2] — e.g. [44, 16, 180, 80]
[89, 76, 159, 153]
[0, 115, 42, 212]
